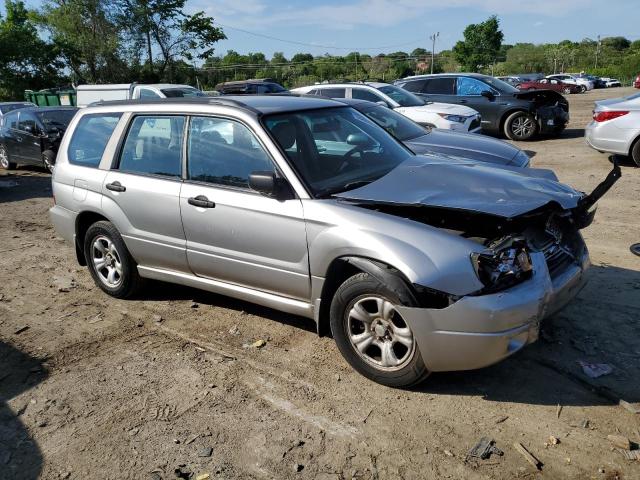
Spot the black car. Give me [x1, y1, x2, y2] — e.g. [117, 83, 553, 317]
[215, 78, 288, 95]
[394, 73, 569, 141]
[0, 102, 36, 124]
[0, 106, 77, 172]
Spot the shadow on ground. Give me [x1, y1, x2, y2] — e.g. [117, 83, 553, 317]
[0, 341, 47, 479]
[0, 172, 51, 203]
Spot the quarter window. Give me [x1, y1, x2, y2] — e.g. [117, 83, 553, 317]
[319, 88, 346, 98]
[138, 88, 161, 98]
[68, 113, 122, 168]
[118, 116, 184, 177]
[187, 116, 275, 189]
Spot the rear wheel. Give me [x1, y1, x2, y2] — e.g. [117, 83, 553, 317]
[504, 111, 538, 141]
[0, 144, 16, 170]
[330, 272, 429, 387]
[84, 221, 144, 298]
[579, 85, 587, 93]
[631, 139, 640, 167]
[562, 86, 572, 94]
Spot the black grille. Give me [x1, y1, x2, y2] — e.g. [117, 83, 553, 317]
[540, 239, 575, 276]
[469, 116, 481, 130]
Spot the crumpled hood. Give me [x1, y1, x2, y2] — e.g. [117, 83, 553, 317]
[406, 130, 526, 167]
[336, 156, 584, 218]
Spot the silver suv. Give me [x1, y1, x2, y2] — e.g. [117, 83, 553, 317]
[50, 96, 619, 387]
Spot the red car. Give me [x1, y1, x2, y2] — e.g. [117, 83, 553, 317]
[634, 74, 640, 89]
[517, 78, 581, 94]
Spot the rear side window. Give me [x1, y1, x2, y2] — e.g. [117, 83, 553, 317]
[68, 113, 122, 168]
[423, 78, 456, 94]
[319, 88, 346, 98]
[118, 115, 185, 177]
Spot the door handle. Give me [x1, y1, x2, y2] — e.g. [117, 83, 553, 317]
[106, 181, 126, 192]
[188, 195, 216, 208]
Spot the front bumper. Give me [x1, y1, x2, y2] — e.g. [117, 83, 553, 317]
[537, 107, 569, 134]
[397, 251, 589, 372]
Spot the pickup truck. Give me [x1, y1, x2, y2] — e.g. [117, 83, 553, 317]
[76, 83, 205, 107]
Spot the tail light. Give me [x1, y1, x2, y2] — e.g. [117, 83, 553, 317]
[593, 110, 629, 122]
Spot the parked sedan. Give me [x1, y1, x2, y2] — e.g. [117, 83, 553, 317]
[395, 73, 569, 140]
[600, 78, 622, 88]
[291, 82, 482, 133]
[0, 106, 77, 172]
[585, 91, 640, 166]
[517, 78, 581, 94]
[338, 98, 530, 167]
[50, 95, 619, 387]
[545, 74, 594, 92]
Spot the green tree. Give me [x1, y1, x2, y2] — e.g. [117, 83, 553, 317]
[453, 15, 504, 72]
[0, 0, 62, 99]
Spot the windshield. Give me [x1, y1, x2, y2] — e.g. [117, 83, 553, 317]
[360, 104, 427, 141]
[160, 88, 205, 98]
[483, 77, 520, 93]
[36, 110, 77, 131]
[377, 85, 425, 107]
[264, 106, 413, 197]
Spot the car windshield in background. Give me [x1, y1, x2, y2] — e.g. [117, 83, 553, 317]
[160, 88, 205, 98]
[264, 106, 412, 197]
[377, 85, 425, 107]
[483, 77, 520, 93]
[360, 104, 427, 141]
[36, 110, 76, 131]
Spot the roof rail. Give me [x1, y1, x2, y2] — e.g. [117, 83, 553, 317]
[88, 96, 261, 114]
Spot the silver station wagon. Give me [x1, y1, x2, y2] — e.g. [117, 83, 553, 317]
[50, 96, 620, 387]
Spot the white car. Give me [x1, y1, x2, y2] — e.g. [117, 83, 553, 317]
[601, 78, 622, 88]
[585, 91, 640, 166]
[546, 74, 594, 93]
[291, 83, 482, 133]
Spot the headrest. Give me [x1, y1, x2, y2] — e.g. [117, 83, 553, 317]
[271, 121, 296, 150]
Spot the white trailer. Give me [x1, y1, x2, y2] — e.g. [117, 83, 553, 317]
[76, 83, 205, 107]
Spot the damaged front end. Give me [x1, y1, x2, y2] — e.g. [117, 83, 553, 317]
[515, 89, 570, 134]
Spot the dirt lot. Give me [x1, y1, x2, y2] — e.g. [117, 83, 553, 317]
[1, 87, 639, 480]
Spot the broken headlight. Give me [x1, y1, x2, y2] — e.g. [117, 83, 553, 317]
[470, 240, 533, 293]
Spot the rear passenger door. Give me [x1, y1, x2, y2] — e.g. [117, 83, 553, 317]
[101, 115, 189, 273]
[16, 112, 42, 165]
[180, 116, 309, 300]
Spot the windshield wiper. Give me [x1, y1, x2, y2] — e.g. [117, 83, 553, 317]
[316, 180, 374, 198]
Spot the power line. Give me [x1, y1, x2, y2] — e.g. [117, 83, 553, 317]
[213, 21, 424, 51]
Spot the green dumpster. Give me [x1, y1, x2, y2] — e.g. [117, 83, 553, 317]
[24, 89, 76, 107]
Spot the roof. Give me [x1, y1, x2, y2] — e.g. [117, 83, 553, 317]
[89, 95, 347, 115]
[1, 106, 77, 114]
[0, 101, 34, 105]
[399, 73, 491, 81]
[217, 79, 280, 86]
[77, 84, 195, 91]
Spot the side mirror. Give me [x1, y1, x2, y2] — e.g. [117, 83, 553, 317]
[481, 90, 495, 99]
[249, 171, 292, 199]
[24, 125, 34, 134]
[346, 133, 371, 147]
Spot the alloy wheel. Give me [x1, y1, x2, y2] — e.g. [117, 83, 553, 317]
[0, 146, 8, 169]
[346, 295, 415, 371]
[91, 236, 123, 288]
[511, 116, 535, 138]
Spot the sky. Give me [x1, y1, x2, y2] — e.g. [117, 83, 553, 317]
[6, 0, 640, 59]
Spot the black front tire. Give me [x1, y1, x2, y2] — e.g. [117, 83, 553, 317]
[631, 139, 640, 167]
[0, 145, 16, 170]
[83, 221, 144, 299]
[329, 272, 429, 388]
[503, 111, 538, 141]
[42, 150, 56, 173]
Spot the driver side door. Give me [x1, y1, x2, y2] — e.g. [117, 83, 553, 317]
[454, 76, 500, 129]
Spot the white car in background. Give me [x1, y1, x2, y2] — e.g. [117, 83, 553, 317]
[601, 78, 622, 88]
[546, 74, 594, 93]
[585, 91, 640, 166]
[291, 82, 482, 133]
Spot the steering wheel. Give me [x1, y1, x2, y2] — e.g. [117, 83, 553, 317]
[338, 146, 366, 172]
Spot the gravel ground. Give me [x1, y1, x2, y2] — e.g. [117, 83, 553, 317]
[1, 87, 639, 480]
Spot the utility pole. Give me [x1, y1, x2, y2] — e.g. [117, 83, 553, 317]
[594, 34, 601, 69]
[429, 32, 440, 74]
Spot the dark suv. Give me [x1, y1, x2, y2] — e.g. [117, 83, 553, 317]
[215, 79, 288, 95]
[0, 106, 77, 172]
[395, 73, 569, 141]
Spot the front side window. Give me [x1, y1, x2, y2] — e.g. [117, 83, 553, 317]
[376, 85, 424, 107]
[456, 77, 495, 96]
[264, 106, 412, 197]
[118, 116, 184, 177]
[139, 89, 161, 99]
[68, 113, 122, 168]
[18, 113, 39, 134]
[352, 88, 384, 103]
[187, 116, 275, 189]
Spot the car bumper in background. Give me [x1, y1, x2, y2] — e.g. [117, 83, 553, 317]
[585, 121, 634, 155]
[537, 106, 569, 134]
[397, 251, 589, 372]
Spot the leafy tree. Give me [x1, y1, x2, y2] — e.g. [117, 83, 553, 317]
[453, 15, 504, 72]
[602, 36, 631, 51]
[117, 0, 225, 80]
[0, 0, 62, 99]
